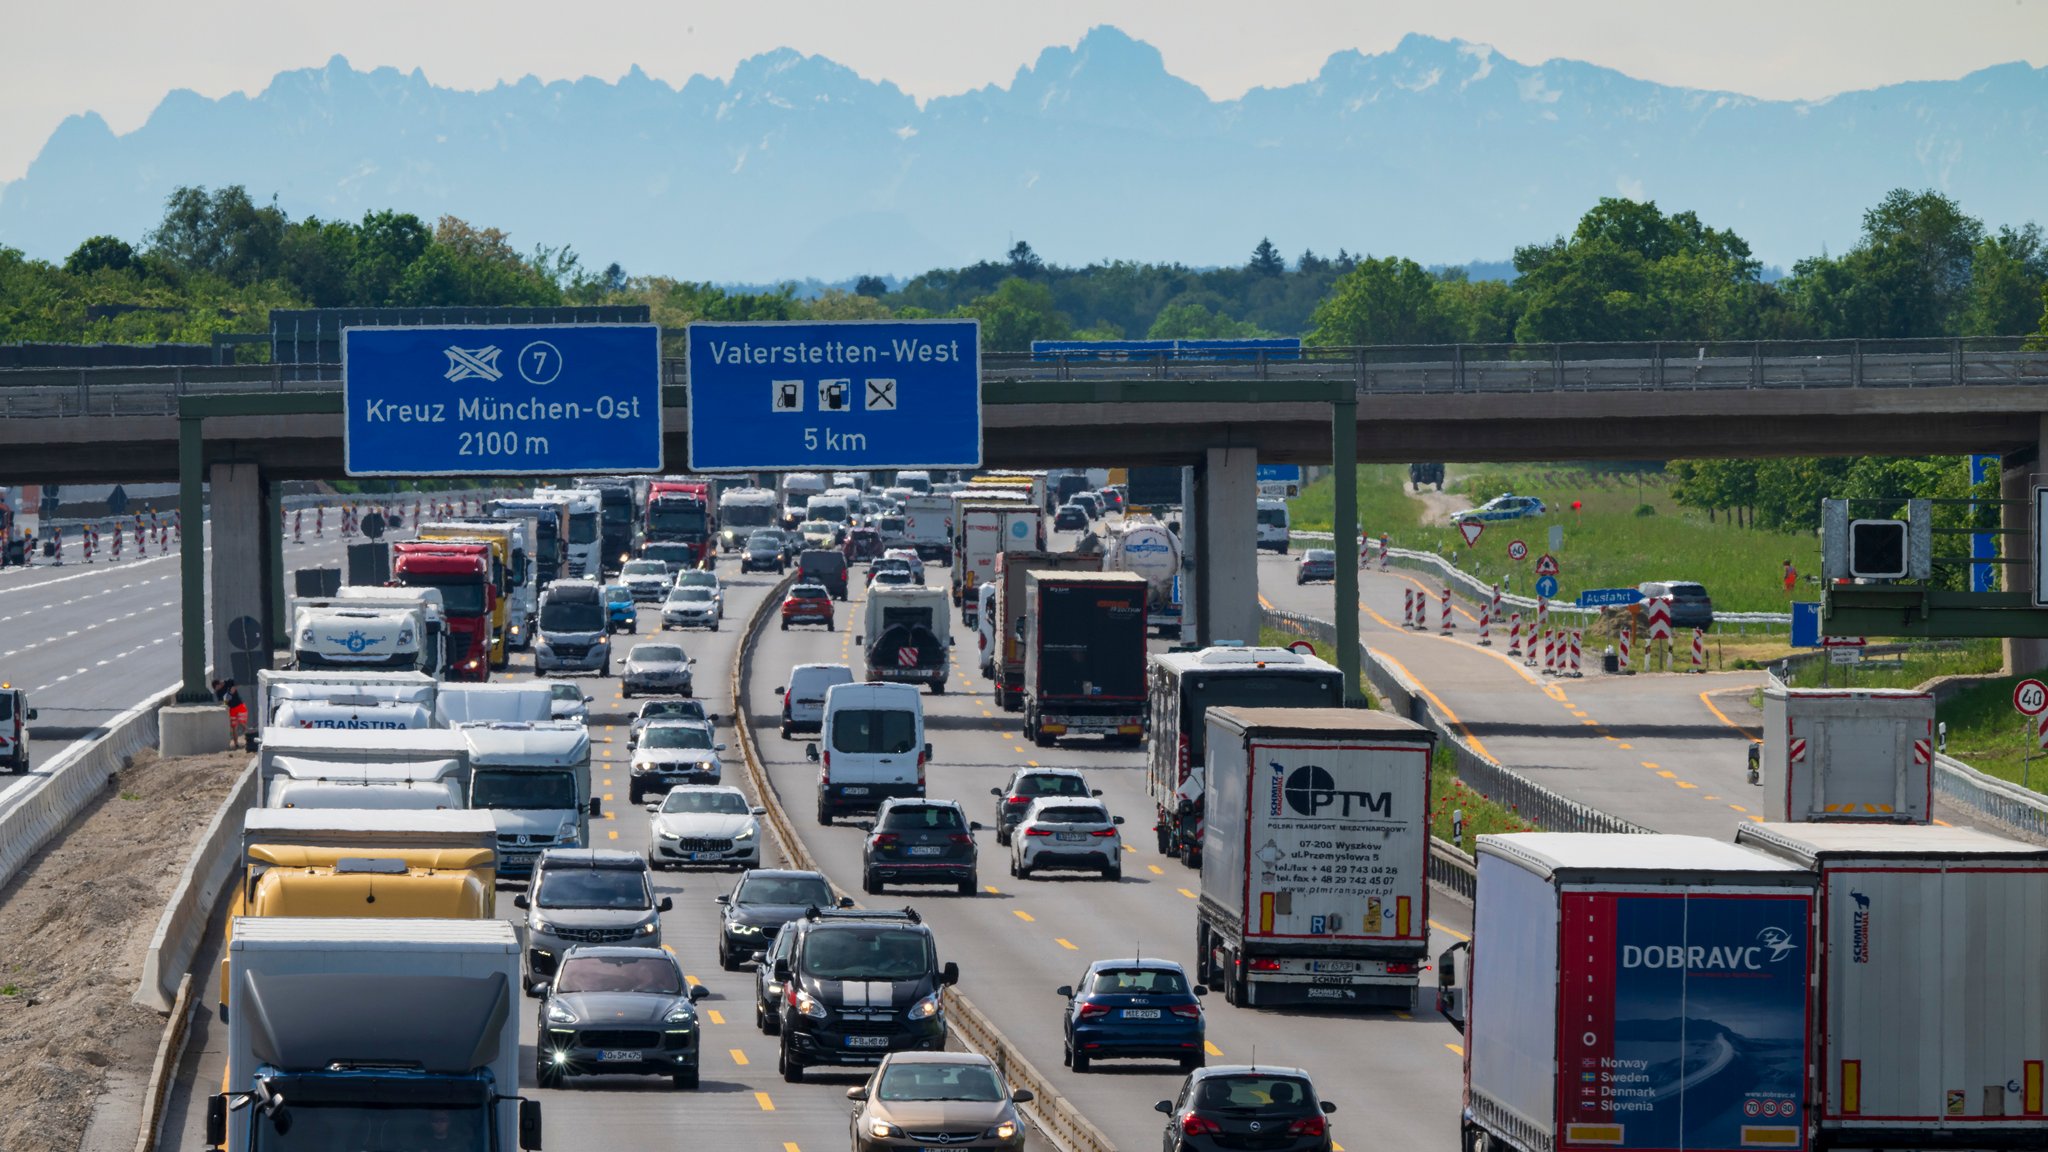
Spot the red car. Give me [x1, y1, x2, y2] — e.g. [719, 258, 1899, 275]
[780, 584, 835, 631]
[841, 527, 883, 562]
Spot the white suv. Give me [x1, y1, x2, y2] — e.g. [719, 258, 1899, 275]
[1009, 797, 1124, 880]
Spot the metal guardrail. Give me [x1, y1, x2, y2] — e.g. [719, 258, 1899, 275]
[1427, 840, 1477, 905]
[1932, 753, 2048, 847]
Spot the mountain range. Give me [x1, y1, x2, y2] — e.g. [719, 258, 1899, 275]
[3, 27, 2043, 281]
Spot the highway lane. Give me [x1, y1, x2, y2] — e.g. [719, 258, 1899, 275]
[161, 563, 1047, 1152]
[747, 538, 1473, 1152]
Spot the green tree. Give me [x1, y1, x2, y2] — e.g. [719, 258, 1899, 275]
[956, 277, 1070, 351]
[146, 185, 288, 285]
[854, 274, 888, 298]
[63, 235, 136, 276]
[1307, 256, 1444, 344]
[278, 217, 357, 307]
[1962, 225, 2048, 337]
[1248, 238, 1286, 277]
[349, 210, 431, 306]
[1146, 299, 1268, 340]
[1007, 241, 1043, 277]
[1786, 189, 1985, 338]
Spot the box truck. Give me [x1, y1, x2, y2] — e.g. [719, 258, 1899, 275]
[1754, 685, 1935, 823]
[989, 550, 1102, 711]
[859, 585, 952, 693]
[1737, 822, 2048, 1149]
[1021, 571, 1149, 747]
[209, 918, 537, 1152]
[1195, 707, 1436, 1009]
[952, 496, 1043, 622]
[1438, 833, 1817, 1152]
[901, 495, 954, 563]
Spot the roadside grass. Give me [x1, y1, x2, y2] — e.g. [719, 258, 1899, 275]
[1935, 666, 2048, 792]
[1785, 639, 2004, 690]
[1291, 463, 1817, 616]
[1431, 750, 1541, 857]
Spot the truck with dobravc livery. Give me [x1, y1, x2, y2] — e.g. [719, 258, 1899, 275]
[858, 585, 952, 693]
[988, 550, 1103, 711]
[208, 918, 539, 1152]
[1020, 571, 1148, 747]
[1195, 707, 1434, 1009]
[1436, 833, 1817, 1152]
[1753, 684, 1936, 824]
[716, 486, 780, 553]
[1103, 517, 1183, 638]
[393, 541, 495, 680]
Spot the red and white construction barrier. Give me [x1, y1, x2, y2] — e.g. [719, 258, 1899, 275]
[1568, 630, 1583, 677]
[1479, 585, 1498, 646]
[1541, 629, 1555, 676]
[1507, 612, 1523, 658]
[1690, 627, 1706, 673]
[1619, 627, 1633, 673]
[1440, 585, 1454, 635]
[1402, 588, 1415, 629]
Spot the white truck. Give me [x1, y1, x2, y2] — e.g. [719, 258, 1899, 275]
[551, 486, 604, 578]
[859, 585, 952, 693]
[208, 918, 538, 1152]
[901, 495, 955, 563]
[780, 472, 828, 528]
[333, 586, 449, 679]
[1104, 517, 1183, 638]
[1255, 498, 1291, 553]
[951, 497, 1043, 624]
[1755, 684, 1936, 823]
[717, 486, 780, 552]
[1736, 822, 2048, 1150]
[436, 682, 555, 727]
[1195, 707, 1436, 1009]
[255, 670, 438, 734]
[477, 512, 538, 649]
[288, 602, 425, 674]
[255, 727, 474, 807]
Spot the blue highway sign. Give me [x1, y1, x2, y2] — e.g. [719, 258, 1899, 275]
[688, 320, 981, 472]
[1577, 587, 1645, 608]
[343, 323, 660, 477]
[1534, 574, 1560, 600]
[1256, 464, 1302, 482]
[1791, 601, 1821, 648]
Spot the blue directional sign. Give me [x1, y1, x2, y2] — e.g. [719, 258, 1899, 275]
[1257, 464, 1303, 482]
[1791, 601, 1822, 648]
[343, 323, 661, 477]
[1577, 587, 1645, 609]
[1534, 574, 1560, 599]
[688, 320, 981, 472]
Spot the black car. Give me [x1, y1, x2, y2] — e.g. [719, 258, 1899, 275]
[989, 767, 1100, 847]
[741, 532, 789, 573]
[1637, 579, 1716, 631]
[1155, 1066, 1337, 1152]
[774, 907, 957, 1081]
[860, 798, 981, 895]
[715, 868, 849, 971]
[754, 921, 797, 1034]
[533, 945, 709, 1089]
[1053, 506, 1089, 532]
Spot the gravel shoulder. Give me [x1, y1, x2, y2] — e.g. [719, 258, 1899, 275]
[0, 747, 244, 1152]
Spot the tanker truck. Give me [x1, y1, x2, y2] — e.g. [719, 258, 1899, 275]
[1104, 517, 1182, 638]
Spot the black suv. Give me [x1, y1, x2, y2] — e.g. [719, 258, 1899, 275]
[773, 907, 958, 1082]
[859, 798, 981, 895]
[797, 549, 850, 600]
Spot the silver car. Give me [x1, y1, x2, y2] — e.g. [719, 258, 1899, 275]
[661, 586, 720, 631]
[629, 719, 725, 803]
[622, 642, 695, 698]
[514, 849, 669, 977]
[645, 785, 764, 871]
[1009, 798, 1125, 880]
[550, 681, 593, 724]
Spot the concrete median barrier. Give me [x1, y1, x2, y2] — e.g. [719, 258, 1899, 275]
[133, 755, 258, 1010]
[0, 681, 176, 892]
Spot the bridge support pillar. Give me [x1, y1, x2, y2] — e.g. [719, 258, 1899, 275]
[1193, 446, 1259, 647]
[209, 462, 276, 691]
[2004, 422, 2047, 675]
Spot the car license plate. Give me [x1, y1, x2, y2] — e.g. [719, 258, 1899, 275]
[689, 852, 714, 861]
[1056, 832, 1087, 842]
[598, 1050, 642, 1062]
[502, 851, 537, 866]
[841, 786, 869, 795]
[846, 1035, 890, 1048]
[1121, 1008, 1161, 1019]
[1308, 960, 1357, 973]
[908, 846, 944, 856]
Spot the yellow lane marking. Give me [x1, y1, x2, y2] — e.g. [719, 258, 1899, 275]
[1013, 745, 1027, 753]
[756, 1092, 776, 1111]
[603, 779, 612, 786]
[786, 1144, 802, 1152]
[707, 1010, 725, 1025]
[731, 1048, 750, 1065]
[1446, 1043, 1465, 1056]
[1729, 803, 1748, 813]
[1569, 709, 1588, 717]
[1204, 1041, 1223, 1056]
[603, 793, 613, 801]
[1371, 650, 1495, 759]
[1656, 770, 1676, 779]
[1013, 910, 1035, 922]
[1933, 817, 1953, 827]
[684, 972, 699, 984]
[1056, 938, 1078, 950]
[1700, 688, 1761, 741]
[604, 810, 615, 820]
[1123, 844, 1137, 853]
[1642, 762, 1660, 769]
[1177, 888, 1197, 899]
[1676, 781, 1697, 790]
[1429, 919, 1471, 942]
[1148, 864, 1165, 875]
[1581, 719, 1599, 726]
[1704, 795, 1721, 801]
[1616, 743, 1633, 750]
[1027, 760, 1040, 768]
[985, 885, 1001, 894]
[608, 830, 619, 840]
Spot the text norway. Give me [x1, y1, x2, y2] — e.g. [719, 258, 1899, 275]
[1623, 944, 1772, 971]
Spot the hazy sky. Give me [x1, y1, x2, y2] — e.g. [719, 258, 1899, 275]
[6, 0, 2045, 182]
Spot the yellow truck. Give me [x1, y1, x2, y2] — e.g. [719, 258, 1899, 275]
[417, 521, 516, 670]
[218, 808, 498, 1015]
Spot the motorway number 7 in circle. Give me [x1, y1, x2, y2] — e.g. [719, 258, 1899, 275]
[2016, 679, 2048, 717]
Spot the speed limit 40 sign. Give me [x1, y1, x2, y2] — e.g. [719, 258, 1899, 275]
[2015, 678, 2048, 717]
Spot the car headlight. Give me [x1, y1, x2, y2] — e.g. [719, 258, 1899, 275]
[906, 992, 942, 1021]
[557, 818, 579, 842]
[657, 826, 679, 841]
[545, 1001, 579, 1025]
[729, 921, 762, 935]
[637, 919, 660, 936]
[664, 1003, 696, 1026]
[987, 1121, 1018, 1141]
[734, 823, 757, 842]
[530, 916, 557, 935]
[794, 989, 828, 1019]
[870, 1121, 902, 1140]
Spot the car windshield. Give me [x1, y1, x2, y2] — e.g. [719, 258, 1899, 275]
[670, 587, 713, 602]
[568, 514, 598, 544]
[602, 584, 631, 602]
[640, 701, 704, 722]
[799, 926, 932, 980]
[1197, 1076, 1317, 1114]
[737, 874, 835, 907]
[470, 769, 577, 811]
[790, 586, 829, 601]
[1036, 805, 1108, 824]
[1669, 583, 1708, 598]
[680, 572, 716, 588]
[800, 554, 845, 573]
[540, 599, 604, 632]
[1256, 508, 1287, 526]
[623, 561, 666, 577]
[1305, 550, 1335, 562]
[881, 804, 964, 831]
[536, 867, 649, 910]
[661, 790, 748, 814]
[1091, 967, 1188, 995]
[748, 534, 781, 549]
[555, 954, 681, 995]
[634, 645, 685, 663]
[830, 708, 917, 755]
[800, 521, 831, 535]
[1017, 774, 1090, 797]
[877, 1062, 1006, 1103]
[549, 683, 583, 703]
[643, 725, 713, 750]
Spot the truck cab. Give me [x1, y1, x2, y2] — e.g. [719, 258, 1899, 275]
[646, 480, 713, 567]
[717, 487, 780, 553]
[417, 523, 516, 670]
[459, 721, 599, 879]
[534, 580, 612, 677]
[548, 487, 604, 579]
[289, 604, 424, 673]
[393, 542, 495, 681]
[0, 683, 35, 774]
[333, 586, 448, 679]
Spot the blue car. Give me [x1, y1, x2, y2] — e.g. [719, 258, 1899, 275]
[1057, 958, 1206, 1073]
[602, 583, 637, 633]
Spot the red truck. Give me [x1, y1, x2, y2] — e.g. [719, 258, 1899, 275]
[392, 542, 495, 681]
[646, 480, 714, 568]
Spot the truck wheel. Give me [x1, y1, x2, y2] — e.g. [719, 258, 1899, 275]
[622, 686, 634, 699]
[930, 680, 946, 695]
[1195, 922, 1212, 982]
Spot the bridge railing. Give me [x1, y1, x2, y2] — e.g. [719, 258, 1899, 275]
[2, 337, 2044, 417]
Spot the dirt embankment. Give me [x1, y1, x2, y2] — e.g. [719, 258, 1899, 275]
[0, 747, 244, 1152]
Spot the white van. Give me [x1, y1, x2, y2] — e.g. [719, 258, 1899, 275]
[806, 682, 929, 824]
[975, 582, 999, 679]
[776, 663, 855, 740]
[1255, 498, 1291, 553]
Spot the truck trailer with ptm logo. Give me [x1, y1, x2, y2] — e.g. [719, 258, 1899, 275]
[1193, 707, 1436, 1009]
[1436, 833, 1817, 1152]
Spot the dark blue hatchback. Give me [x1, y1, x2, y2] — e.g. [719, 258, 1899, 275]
[1057, 958, 1206, 1073]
